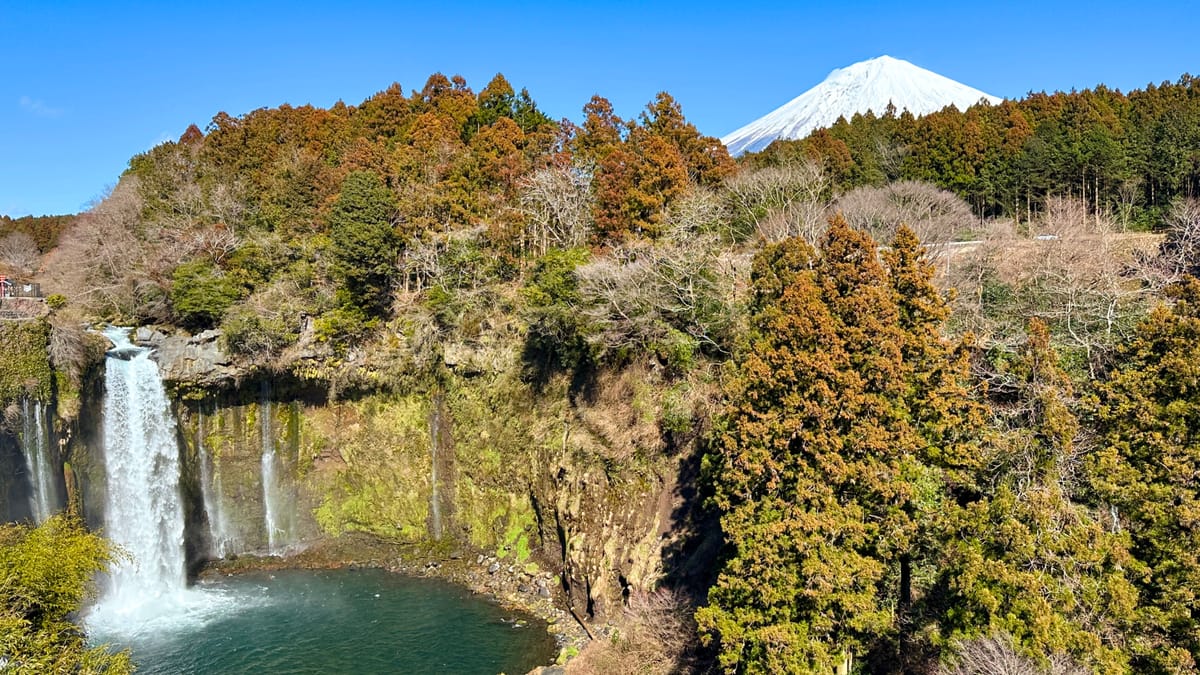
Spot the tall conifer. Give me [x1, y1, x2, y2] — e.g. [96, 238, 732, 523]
[699, 217, 981, 673]
[1091, 278, 1200, 672]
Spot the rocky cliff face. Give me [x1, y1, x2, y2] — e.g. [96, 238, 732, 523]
[0, 430, 35, 522]
[139, 327, 241, 391]
[131, 327, 714, 622]
[0, 320, 712, 624]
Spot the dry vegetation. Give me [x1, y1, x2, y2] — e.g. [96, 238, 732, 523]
[940, 634, 1089, 675]
[566, 589, 700, 675]
[0, 231, 40, 276]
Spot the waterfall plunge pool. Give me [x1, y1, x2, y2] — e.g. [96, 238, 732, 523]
[86, 568, 558, 674]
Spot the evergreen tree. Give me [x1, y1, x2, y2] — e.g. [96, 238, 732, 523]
[573, 95, 624, 164]
[881, 225, 987, 670]
[937, 320, 1136, 674]
[0, 515, 133, 673]
[1091, 278, 1200, 672]
[328, 170, 399, 318]
[698, 229, 889, 672]
[698, 217, 979, 673]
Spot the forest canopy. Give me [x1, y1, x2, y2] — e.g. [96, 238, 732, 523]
[747, 74, 1200, 229]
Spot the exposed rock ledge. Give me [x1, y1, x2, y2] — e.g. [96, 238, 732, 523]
[136, 327, 241, 390]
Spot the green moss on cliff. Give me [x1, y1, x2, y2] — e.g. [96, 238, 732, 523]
[0, 320, 52, 405]
[307, 395, 431, 540]
[442, 370, 551, 557]
[164, 346, 709, 622]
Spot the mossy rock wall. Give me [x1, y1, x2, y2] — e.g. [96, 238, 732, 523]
[174, 359, 708, 621]
[0, 320, 53, 522]
[0, 320, 52, 406]
[0, 320, 698, 621]
[175, 397, 317, 556]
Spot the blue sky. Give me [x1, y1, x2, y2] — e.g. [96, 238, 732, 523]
[2, 0, 1196, 217]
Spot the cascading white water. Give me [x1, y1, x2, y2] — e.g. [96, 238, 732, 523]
[20, 397, 58, 523]
[88, 327, 189, 625]
[86, 328, 246, 638]
[429, 396, 442, 540]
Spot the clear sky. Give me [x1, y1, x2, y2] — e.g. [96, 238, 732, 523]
[2, 0, 1196, 217]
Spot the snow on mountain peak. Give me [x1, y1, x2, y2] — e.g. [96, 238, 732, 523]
[721, 55, 1002, 156]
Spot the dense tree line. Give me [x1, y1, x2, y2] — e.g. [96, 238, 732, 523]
[700, 223, 1200, 673]
[0, 214, 74, 277]
[41, 73, 730, 356]
[0, 214, 74, 254]
[748, 75, 1200, 228]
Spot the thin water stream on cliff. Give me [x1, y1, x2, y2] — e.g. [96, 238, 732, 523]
[84, 328, 554, 672]
[260, 390, 282, 554]
[196, 408, 236, 558]
[19, 397, 58, 523]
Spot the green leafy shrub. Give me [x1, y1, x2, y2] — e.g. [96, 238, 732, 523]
[0, 320, 52, 405]
[660, 381, 694, 435]
[654, 329, 698, 373]
[221, 306, 298, 361]
[171, 259, 243, 330]
[0, 515, 133, 673]
[313, 306, 376, 345]
[520, 248, 594, 382]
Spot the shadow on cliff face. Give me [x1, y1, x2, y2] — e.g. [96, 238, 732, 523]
[657, 433, 723, 674]
[519, 331, 599, 407]
[565, 429, 723, 675]
[661, 426, 721, 589]
[0, 428, 35, 523]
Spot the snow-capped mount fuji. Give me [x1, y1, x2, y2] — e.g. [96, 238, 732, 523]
[721, 55, 1002, 156]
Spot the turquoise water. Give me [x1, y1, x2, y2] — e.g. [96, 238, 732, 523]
[87, 569, 557, 674]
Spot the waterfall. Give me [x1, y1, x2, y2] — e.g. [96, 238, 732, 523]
[196, 410, 233, 557]
[90, 327, 187, 618]
[20, 397, 58, 523]
[259, 386, 297, 555]
[85, 328, 244, 637]
[260, 393, 281, 554]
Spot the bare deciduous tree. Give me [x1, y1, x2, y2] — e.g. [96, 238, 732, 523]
[577, 232, 746, 358]
[1035, 196, 1097, 237]
[42, 178, 168, 321]
[944, 197, 1156, 370]
[1024, 198, 1153, 370]
[837, 180, 974, 249]
[663, 187, 727, 239]
[397, 226, 491, 296]
[1154, 197, 1200, 282]
[207, 181, 249, 232]
[519, 163, 593, 255]
[47, 311, 95, 388]
[941, 633, 1088, 675]
[0, 231, 40, 275]
[724, 159, 830, 244]
[568, 588, 699, 675]
[44, 169, 252, 323]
